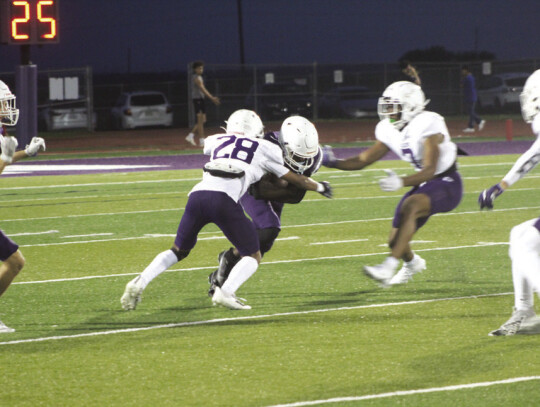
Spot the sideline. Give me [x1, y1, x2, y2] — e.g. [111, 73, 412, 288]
[0, 292, 511, 346]
[264, 376, 540, 407]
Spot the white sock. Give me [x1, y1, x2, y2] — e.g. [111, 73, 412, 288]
[138, 250, 179, 289]
[221, 257, 258, 296]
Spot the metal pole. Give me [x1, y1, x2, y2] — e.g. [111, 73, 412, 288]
[237, 0, 245, 65]
[86, 66, 94, 131]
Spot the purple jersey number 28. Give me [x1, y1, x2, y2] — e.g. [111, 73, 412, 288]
[213, 135, 259, 164]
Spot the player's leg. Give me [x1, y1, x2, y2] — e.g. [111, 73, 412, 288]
[387, 227, 427, 285]
[490, 218, 540, 336]
[120, 192, 207, 310]
[0, 231, 24, 332]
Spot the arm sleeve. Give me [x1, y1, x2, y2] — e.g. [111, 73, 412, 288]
[502, 136, 540, 187]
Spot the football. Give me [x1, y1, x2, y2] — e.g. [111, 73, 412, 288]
[259, 173, 288, 188]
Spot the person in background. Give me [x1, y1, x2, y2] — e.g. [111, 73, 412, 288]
[461, 65, 485, 133]
[479, 69, 540, 336]
[0, 80, 46, 333]
[399, 60, 422, 86]
[185, 61, 220, 147]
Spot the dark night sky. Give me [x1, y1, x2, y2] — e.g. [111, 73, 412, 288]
[1, 0, 539, 73]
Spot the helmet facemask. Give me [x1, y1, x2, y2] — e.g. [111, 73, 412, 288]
[279, 116, 319, 174]
[0, 93, 19, 126]
[378, 81, 427, 130]
[378, 97, 405, 129]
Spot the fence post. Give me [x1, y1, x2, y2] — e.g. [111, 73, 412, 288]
[312, 61, 318, 121]
[85, 66, 94, 131]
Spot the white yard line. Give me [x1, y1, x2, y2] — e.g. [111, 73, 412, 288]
[0, 292, 512, 346]
[264, 376, 540, 407]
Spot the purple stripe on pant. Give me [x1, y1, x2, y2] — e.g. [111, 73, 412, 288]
[174, 191, 260, 256]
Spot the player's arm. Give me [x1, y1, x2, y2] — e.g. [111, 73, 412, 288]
[194, 76, 220, 106]
[401, 134, 441, 187]
[280, 171, 332, 198]
[249, 175, 306, 203]
[325, 140, 390, 170]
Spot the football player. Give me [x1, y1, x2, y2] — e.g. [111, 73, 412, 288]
[207, 115, 322, 296]
[479, 69, 540, 336]
[323, 81, 463, 286]
[121, 110, 332, 311]
[0, 80, 46, 333]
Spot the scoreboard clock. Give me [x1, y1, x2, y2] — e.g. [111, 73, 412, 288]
[0, 0, 59, 44]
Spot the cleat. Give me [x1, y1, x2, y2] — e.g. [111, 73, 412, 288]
[212, 287, 251, 310]
[185, 133, 196, 146]
[207, 270, 219, 297]
[478, 120, 486, 131]
[0, 320, 15, 333]
[120, 277, 144, 310]
[388, 255, 427, 285]
[489, 307, 536, 336]
[363, 262, 397, 287]
[462, 127, 475, 133]
[517, 316, 540, 335]
[199, 137, 205, 147]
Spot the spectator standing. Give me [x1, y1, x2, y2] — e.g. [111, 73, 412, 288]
[399, 60, 422, 86]
[461, 65, 485, 133]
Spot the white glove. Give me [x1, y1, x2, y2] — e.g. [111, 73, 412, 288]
[379, 169, 403, 192]
[0, 135, 18, 163]
[25, 137, 46, 157]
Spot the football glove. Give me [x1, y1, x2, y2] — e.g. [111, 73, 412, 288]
[322, 145, 337, 168]
[0, 135, 18, 164]
[317, 181, 333, 198]
[379, 169, 403, 192]
[25, 137, 46, 157]
[478, 183, 504, 210]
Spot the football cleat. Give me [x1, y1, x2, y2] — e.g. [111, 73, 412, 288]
[212, 287, 251, 310]
[489, 307, 536, 336]
[363, 261, 398, 287]
[388, 255, 427, 285]
[120, 277, 144, 310]
[0, 320, 15, 333]
[185, 133, 196, 146]
[517, 316, 540, 335]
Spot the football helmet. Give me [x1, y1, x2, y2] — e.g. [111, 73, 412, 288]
[377, 81, 428, 129]
[279, 116, 319, 174]
[225, 109, 264, 139]
[520, 69, 540, 123]
[0, 80, 19, 126]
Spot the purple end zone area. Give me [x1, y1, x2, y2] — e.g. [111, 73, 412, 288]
[2, 140, 534, 177]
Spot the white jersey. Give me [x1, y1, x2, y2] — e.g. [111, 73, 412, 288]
[375, 111, 457, 175]
[190, 133, 290, 202]
[502, 114, 540, 187]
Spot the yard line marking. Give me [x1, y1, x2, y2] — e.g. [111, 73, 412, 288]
[310, 239, 368, 245]
[61, 233, 114, 238]
[14, 241, 507, 285]
[0, 292, 512, 346]
[8, 230, 59, 237]
[264, 376, 540, 407]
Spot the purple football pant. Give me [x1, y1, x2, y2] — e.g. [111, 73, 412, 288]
[240, 193, 284, 230]
[534, 217, 540, 233]
[0, 229, 19, 261]
[392, 171, 463, 230]
[174, 191, 260, 256]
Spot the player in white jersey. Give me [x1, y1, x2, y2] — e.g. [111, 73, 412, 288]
[323, 81, 463, 286]
[0, 80, 46, 333]
[479, 69, 540, 336]
[121, 110, 332, 311]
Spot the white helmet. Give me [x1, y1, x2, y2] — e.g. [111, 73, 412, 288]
[225, 109, 264, 139]
[377, 81, 428, 129]
[0, 80, 19, 126]
[279, 116, 319, 174]
[520, 70, 540, 123]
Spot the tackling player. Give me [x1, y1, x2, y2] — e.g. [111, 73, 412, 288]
[121, 110, 332, 311]
[479, 69, 540, 336]
[323, 81, 463, 286]
[207, 116, 322, 296]
[0, 80, 46, 333]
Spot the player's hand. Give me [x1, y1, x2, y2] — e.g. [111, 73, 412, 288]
[25, 137, 46, 157]
[478, 183, 503, 210]
[318, 181, 333, 198]
[322, 145, 337, 168]
[0, 135, 18, 163]
[379, 169, 403, 191]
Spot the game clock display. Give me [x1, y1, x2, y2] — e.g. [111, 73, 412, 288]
[0, 0, 59, 44]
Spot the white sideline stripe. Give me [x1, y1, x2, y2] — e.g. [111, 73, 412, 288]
[61, 233, 114, 238]
[0, 292, 512, 346]
[8, 230, 59, 237]
[265, 376, 540, 407]
[310, 239, 368, 245]
[14, 241, 507, 285]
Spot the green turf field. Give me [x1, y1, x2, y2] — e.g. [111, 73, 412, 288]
[1, 154, 539, 406]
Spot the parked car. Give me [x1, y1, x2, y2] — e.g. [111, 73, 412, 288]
[111, 91, 173, 129]
[477, 72, 530, 111]
[39, 106, 96, 131]
[245, 82, 313, 120]
[319, 86, 379, 118]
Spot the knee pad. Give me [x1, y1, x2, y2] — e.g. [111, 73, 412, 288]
[258, 227, 280, 255]
[171, 247, 190, 261]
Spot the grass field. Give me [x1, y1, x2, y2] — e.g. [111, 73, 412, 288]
[1, 152, 539, 406]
